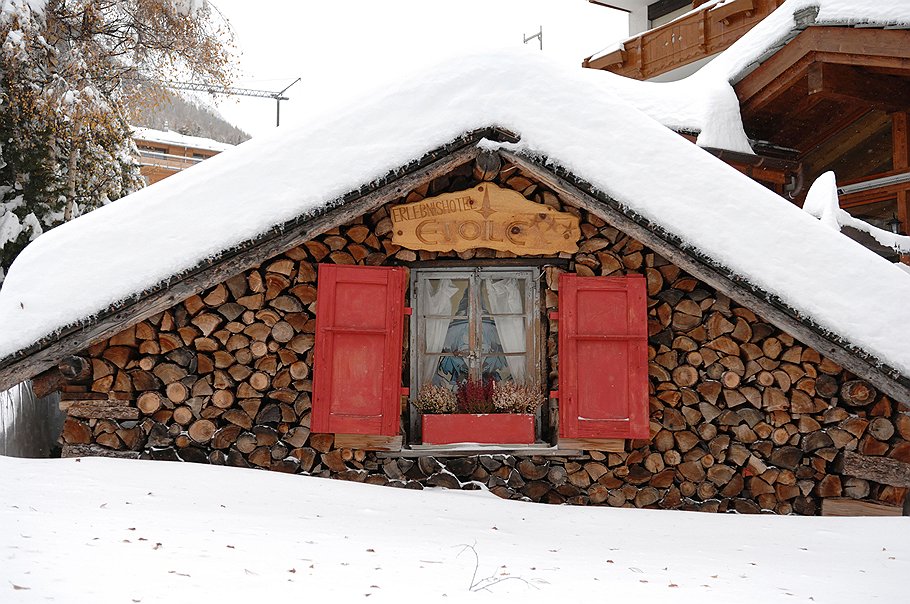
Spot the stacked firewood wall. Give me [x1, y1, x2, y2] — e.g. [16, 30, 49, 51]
[57, 158, 910, 514]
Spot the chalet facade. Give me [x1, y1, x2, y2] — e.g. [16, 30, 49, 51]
[0, 33, 909, 516]
[133, 127, 232, 185]
[584, 0, 910, 261]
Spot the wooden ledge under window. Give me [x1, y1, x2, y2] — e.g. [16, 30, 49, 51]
[377, 445, 582, 459]
[375, 438, 625, 459]
[334, 434, 625, 455]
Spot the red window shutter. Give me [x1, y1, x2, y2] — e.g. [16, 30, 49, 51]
[312, 264, 406, 436]
[558, 274, 649, 440]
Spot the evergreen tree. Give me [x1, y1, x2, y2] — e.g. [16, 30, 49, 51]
[0, 0, 234, 284]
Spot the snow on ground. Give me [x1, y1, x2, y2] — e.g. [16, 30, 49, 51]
[1, 456, 908, 603]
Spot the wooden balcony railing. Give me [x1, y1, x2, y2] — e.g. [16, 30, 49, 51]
[137, 150, 203, 172]
[583, 0, 786, 80]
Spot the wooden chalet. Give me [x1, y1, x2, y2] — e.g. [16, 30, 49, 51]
[584, 0, 910, 261]
[133, 127, 232, 185]
[0, 52, 909, 517]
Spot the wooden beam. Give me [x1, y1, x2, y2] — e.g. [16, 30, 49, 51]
[333, 434, 403, 452]
[795, 106, 869, 162]
[801, 111, 890, 179]
[821, 498, 903, 517]
[895, 112, 909, 170]
[843, 451, 910, 489]
[893, 113, 910, 244]
[500, 150, 910, 404]
[558, 438, 625, 452]
[647, 0, 692, 22]
[736, 27, 910, 114]
[378, 446, 582, 459]
[0, 144, 482, 393]
[807, 63, 910, 113]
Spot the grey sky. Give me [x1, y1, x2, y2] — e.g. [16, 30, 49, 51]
[209, 0, 628, 136]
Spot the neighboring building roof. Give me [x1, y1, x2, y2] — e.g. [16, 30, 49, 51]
[584, 1, 910, 145]
[132, 127, 235, 153]
[1, 52, 909, 394]
[702, 0, 910, 85]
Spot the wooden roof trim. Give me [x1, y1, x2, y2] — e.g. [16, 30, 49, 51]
[499, 149, 910, 403]
[735, 26, 910, 113]
[0, 134, 492, 392]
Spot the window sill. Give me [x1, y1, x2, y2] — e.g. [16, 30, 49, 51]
[377, 444, 583, 458]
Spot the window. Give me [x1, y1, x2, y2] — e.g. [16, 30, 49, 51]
[411, 267, 540, 393]
[311, 263, 649, 451]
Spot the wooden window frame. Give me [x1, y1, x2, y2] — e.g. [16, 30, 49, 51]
[408, 266, 543, 443]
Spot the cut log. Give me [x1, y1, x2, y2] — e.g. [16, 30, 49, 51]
[840, 380, 877, 407]
[842, 451, 910, 488]
[868, 417, 895, 442]
[166, 382, 188, 404]
[188, 419, 217, 444]
[137, 392, 162, 415]
[32, 367, 67, 398]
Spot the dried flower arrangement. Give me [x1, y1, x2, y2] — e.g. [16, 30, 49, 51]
[491, 381, 546, 414]
[416, 379, 544, 415]
[414, 384, 456, 414]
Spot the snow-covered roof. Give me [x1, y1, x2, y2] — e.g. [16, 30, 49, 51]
[704, 0, 910, 84]
[132, 127, 234, 153]
[1, 51, 909, 386]
[586, 0, 910, 145]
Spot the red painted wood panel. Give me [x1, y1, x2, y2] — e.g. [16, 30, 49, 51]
[422, 414, 535, 445]
[312, 264, 406, 435]
[558, 274, 649, 439]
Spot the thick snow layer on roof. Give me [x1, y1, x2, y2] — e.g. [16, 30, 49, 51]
[1, 51, 910, 375]
[703, 0, 910, 83]
[132, 127, 234, 153]
[3, 456, 909, 602]
[803, 172, 910, 253]
[593, 70, 752, 152]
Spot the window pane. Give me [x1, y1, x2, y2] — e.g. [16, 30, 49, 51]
[480, 317, 526, 353]
[431, 355, 469, 388]
[423, 278, 468, 317]
[481, 277, 525, 315]
[440, 318, 469, 353]
[482, 354, 526, 383]
[421, 278, 470, 388]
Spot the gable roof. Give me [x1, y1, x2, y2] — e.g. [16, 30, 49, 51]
[1, 52, 909, 399]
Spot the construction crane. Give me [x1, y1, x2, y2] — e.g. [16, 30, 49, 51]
[163, 77, 301, 127]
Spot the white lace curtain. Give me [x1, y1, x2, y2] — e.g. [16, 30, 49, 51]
[422, 279, 458, 385]
[485, 278, 526, 382]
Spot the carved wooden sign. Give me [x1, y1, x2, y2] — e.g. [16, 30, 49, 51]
[390, 183, 580, 254]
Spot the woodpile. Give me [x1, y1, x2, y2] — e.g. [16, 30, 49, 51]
[56, 156, 910, 515]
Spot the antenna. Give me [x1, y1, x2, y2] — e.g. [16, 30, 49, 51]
[523, 26, 542, 51]
[161, 78, 302, 127]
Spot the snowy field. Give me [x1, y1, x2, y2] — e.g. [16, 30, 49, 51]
[1, 456, 907, 602]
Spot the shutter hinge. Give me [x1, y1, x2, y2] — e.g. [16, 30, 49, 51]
[549, 390, 559, 399]
[403, 307, 413, 315]
[548, 311, 559, 320]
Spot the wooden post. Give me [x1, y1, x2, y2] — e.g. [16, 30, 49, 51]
[893, 112, 910, 264]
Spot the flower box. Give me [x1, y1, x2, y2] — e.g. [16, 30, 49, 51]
[421, 413, 536, 445]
